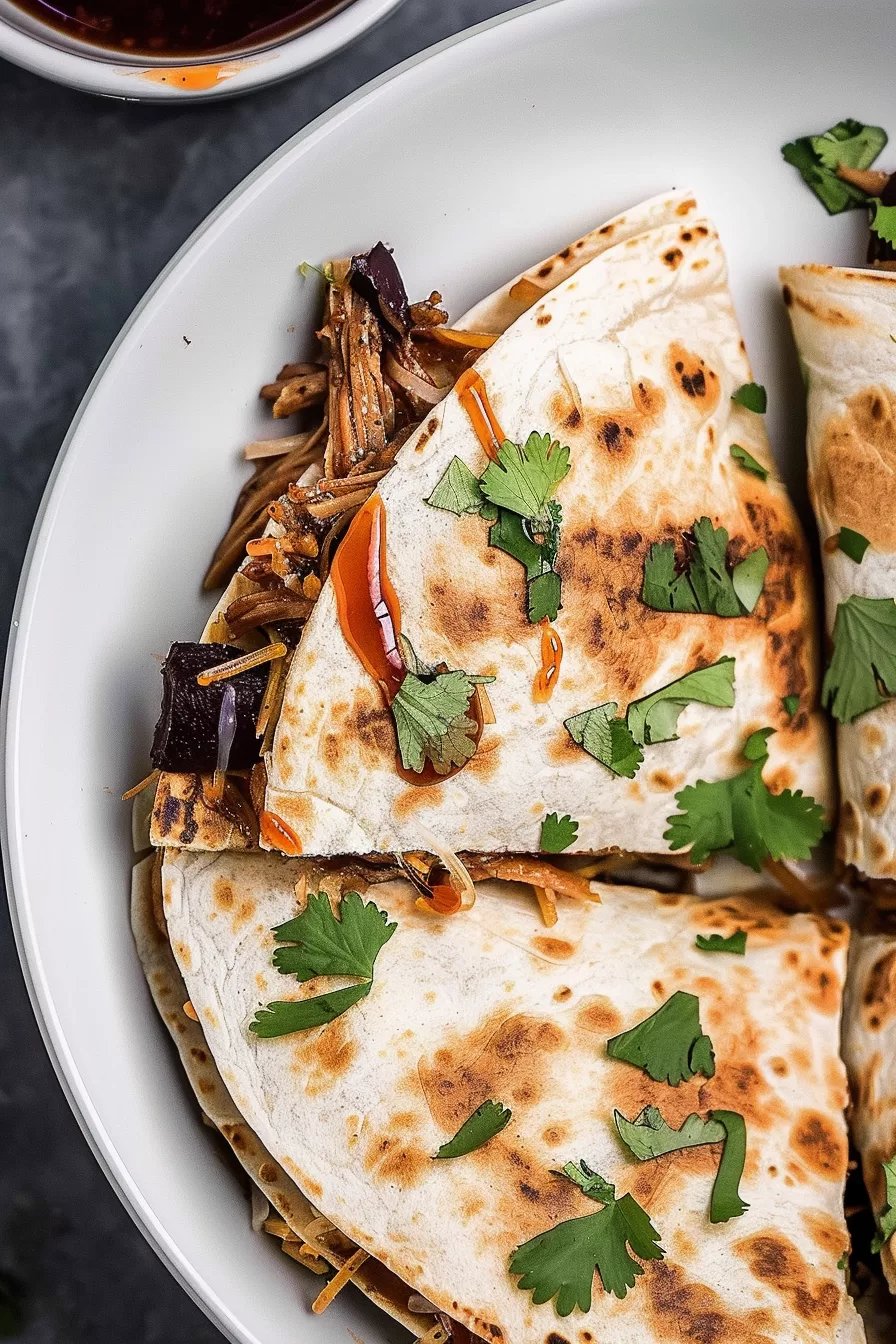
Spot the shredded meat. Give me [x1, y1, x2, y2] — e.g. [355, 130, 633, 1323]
[462, 854, 597, 902]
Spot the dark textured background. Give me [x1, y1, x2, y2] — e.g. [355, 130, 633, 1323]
[0, 4, 515, 1336]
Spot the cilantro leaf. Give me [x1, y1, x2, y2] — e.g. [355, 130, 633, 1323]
[665, 728, 825, 871]
[564, 704, 643, 779]
[554, 1160, 616, 1203]
[434, 1100, 511, 1159]
[642, 519, 767, 618]
[871, 1153, 896, 1253]
[250, 981, 372, 1037]
[822, 595, 896, 723]
[425, 456, 487, 515]
[272, 890, 396, 981]
[489, 503, 563, 623]
[838, 527, 870, 563]
[299, 259, 336, 284]
[489, 508, 549, 579]
[782, 120, 887, 213]
[614, 1106, 748, 1224]
[695, 931, 747, 955]
[510, 1183, 664, 1312]
[730, 444, 769, 481]
[709, 1111, 750, 1223]
[614, 1105, 726, 1160]
[528, 570, 562, 623]
[480, 432, 570, 522]
[626, 657, 736, 747]
[540, 813, 579, 853]
[782, 694, 800, 718]
[837, 1253, 848, 1271]
[251, 891, 397, 1039]
[390, 644, 495, 776]
[872, 200, 896, 247]
[731, 383, 767, 414]
[606, 991, 715, 1087]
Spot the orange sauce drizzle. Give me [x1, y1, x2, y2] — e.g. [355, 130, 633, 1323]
[330, 494, 483, 786]
[259, 810, 303, 856]
[533, 619, 563, 703]
[455, 368, 506, 461]
[415, 883, 463, 917]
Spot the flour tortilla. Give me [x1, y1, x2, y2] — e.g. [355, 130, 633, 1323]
[162, 847, 862, 1343]
[841, 925, 896, 1293]
[260, 198, 829, 856]
[781, 264, 896, 882]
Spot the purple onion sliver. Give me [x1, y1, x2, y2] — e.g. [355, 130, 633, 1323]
[216, 683, 238, 776]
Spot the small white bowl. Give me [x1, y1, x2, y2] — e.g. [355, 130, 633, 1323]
[0, 0, 405, 101]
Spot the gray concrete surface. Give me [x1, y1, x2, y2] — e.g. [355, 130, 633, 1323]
[0, 3, 518, 1336]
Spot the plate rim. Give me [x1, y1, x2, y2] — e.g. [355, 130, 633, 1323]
[0, 2, 580, 1340]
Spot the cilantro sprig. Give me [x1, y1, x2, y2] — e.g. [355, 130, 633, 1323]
[434, 1100, 511, 1159]
[822, 595, 896, 723]
[782, 119, 888, 213]
[838, 527, 870, 564]
[614, 1105, 749, 1225]
[642, 518, 768, 618]
[730, 444, 769, 480]
[731, 383, 767, 414]
[695, 930, 747, 955]
[510, 1167, 664, 1312]
[871, 1154, 896, 1253]
[251, 891, 395, 1038]
[664, 727, 825, 870]
[390, 636, 494, 776]
[606, 991, 715, 1087]
[564, 657, 735, 778]
[426, 432, 570, 623]
[540, 813, 579, 853]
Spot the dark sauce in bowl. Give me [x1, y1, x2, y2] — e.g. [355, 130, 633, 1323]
[9, 0, 351, 59]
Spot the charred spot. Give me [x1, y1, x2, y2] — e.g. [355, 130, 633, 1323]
[190, 1047, 207, 1063]
[621, 530, 642, 555]
[680, 229, 693, 242]
[643, 1260, 775, 1344]
[865, 783, 890, 815]
[695, 224, 709, 236]
[565, 406, 582, 428]
[663, 247, 684, 269]
[559, 247, 571, 261]
[158, 791, 182, 836]
[547, 1334, 570, 1344]
[537, 312, 552, 326]
[537, 264, 553, 278]
[789, 1110, 847, 1180]
[782, 283, 793, 307]
[735, 1233, 841, 1326]
[519, 1181, 541, 1202]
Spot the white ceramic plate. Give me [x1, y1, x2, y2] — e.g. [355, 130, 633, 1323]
[0, 0, 403, 102]
[3, 0, 891, 1340]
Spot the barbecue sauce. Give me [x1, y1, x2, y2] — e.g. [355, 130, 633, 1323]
[11, 0, 348, 59]
[330, 494, 483, 786]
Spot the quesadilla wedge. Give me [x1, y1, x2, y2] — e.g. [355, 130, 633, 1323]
[147, 193, 831, 869]
[151, 847, 862, 1342]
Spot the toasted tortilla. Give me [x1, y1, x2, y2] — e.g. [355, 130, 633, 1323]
[841, 924, 896, 1293]
[780, 263, 896, 881]
[259, 198, 829, 856]
[161, 847, 862, 1342]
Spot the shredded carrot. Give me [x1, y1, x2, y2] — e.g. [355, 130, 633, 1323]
[254, 652, 288, 742]
[183, 1001, 199, 1021]
[534, 886, 559, 927]
[259, 810, 303, 856]
[197, 642, 287, 686]
[467, 857, 599, 903]
[121, 768, 161, 802]
[312, 1248, 369, 1313]
[246, 535, 318, 559]
[533, 620, 563, 702]
[281, 1241, 329, 1274]
[455, 368, 505, 461]
[431, 327, 499, 350]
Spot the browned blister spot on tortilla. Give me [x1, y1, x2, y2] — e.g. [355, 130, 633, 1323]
[419, 1012, 565, 1133]
[392, 783, 446, 818]
[789, 1109, 847, 1181]
[542, 1123, 571, 1146]
[574, 995, 622, 1037]
[668, 343, 720, 411]
[676, 198, 698, 216]
[805, 1210, 848, 1256]
[343, 687, 395, 767]
[425, 559, 527, 655]
[663, 247, 684, 269]
[865, 782, 891, 816]
[537, 312, 552, 326]
[363, 1133, 429, 1187]
[790, 290, 857, 327]
[531, 936, 575, 960]
[214, 879, 235, 911]
[862, 948, 896, 1030]
[816, 386, 896, 549]
[735, 1232, 842, 1326]
[414, 415, 440, 454]
[699, 1059, 786, 1132]
[643, 1260, 775, 1344]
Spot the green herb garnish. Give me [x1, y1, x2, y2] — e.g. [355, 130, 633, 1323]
[390, 636, 494, 775]
[871, 1154, 896, 1253]
[782, 119, 888, 213]
[564, 704, 643, 779]
[250, 891, 396, 1038]
[642, 518, 768, 617]
[838, 527, 871, 563]
[606, 991, 715, 1087]
[871, 200, 896, 246]
[837, 1253, 848, 1271]
[479, 432, 570, 521]
[695, 931, 747, 955]
[822, 595, 896, 723]
[626, 658, 735, 747]
[709, 1111, 750, 1223]
[540, 813, 579, 853]
[782, 694, 800, 718]
[510, 1167, 664, 1312]
[614, 1104, 748, 1222]
[434, 1100, 511, 1159]
[730, 444, 769, 480]
[731, 383, 767, 414]
[425, 456, 487, 515]
[298, 259, 336, 284]
[665, 727, 825, 870]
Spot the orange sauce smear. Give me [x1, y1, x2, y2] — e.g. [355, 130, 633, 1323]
[456, 368, 506, 461]
[259, 810, 303, 856]
[533, 619, 563, 703]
